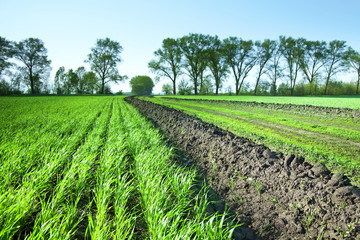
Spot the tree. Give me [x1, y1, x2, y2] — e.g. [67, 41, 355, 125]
[177, 79, 192, 95]
[179, 33, 210, 95]
[75, 66, 86, 94]
[0, 36, 15, 77]
[323, 40, 348, 95]
[207, 35, 229, 94]
[14, 38, 51, 94]
[223, 37, 256, 95]
[254, 39, 276, 95]
[9, 72, 22, 93]
[345, 48, 360, 94]
[266, 39, 283, 96]
[64, 69, 79, 94]
[162, 83, 172, 95]
[130, 75, 154, 95]
[199, 75, 214, 95]
[0, 79, 11, 95]
[279, 36, 303, 96]
[299, 40, 326, 94]
[82, 71, 97, 94]
[86, 38, 127, 94]
[148, 38, 182, 95]
[54, 67, 81, 94]
[54, 66, 65, 94]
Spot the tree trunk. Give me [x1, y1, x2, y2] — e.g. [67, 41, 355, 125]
[254, 75, 260, 96]
[235, 77, 240, 95]
[30, 68, 34, 94]
[273, 82, 277, 96]
[273, 69, 277, 96]
[199, 72, 204, 94]
[172, 79, 176, 95]
[194, 79, 198, 95]
[357, 72, 360, 95]
[101, 78, 105, 94]
[324, 75, 330, 95]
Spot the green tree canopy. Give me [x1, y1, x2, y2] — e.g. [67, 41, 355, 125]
[345, 48, 360, 94]
[254, 39, 276, 95]
[266, 39, 283, 96]
[148, 38, 182, 95]
[322, 40, 348, 95]
[162, 83, 172, 95]
[0, 36, 15, 77]
[54, 66, 65, 94]
[207, 35, 229, 94]
[279, 36, 303, 96]
[223, 37, 256, 95]
[179, 33, 210, 95]
[130, 75, 154, 95]
[299, 39, 327, 94]
[82, 71, 98, 94]
[86, 38, 127, 94]
[14, 38, 51, 94]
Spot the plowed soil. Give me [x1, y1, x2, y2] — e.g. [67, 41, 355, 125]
[126, 97, 360, 240]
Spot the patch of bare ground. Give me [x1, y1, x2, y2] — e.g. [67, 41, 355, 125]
[126, 97, 360, 240]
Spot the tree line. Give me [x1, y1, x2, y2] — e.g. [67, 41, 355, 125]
[149, 34, 360, 96]
[0, 36, 126, 95]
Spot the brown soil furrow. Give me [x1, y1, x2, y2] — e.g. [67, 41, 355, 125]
[126, 97, 360, 240]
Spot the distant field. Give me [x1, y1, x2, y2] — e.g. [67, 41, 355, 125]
[158, 95, 360, 109]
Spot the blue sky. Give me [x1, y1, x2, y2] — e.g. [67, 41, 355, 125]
[1, 0, 359, 93]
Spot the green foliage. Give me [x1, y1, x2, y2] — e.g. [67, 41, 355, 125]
[86, 38, 127, 94]
[199, 75, 214, 95]
[323, 40, 348, 95]
[115, 90, 123, 95]
[254, 39, 277, 95]
[299, 40, 327, 89]
[148, 38, 182, 95]
[130, 75, 154, 95]
[279, 36, 303, 95]
[207, 35, 229, 94]
[14, 38, 51, 94]
[0, 36, 15, 76]
[162, 83, 172, 95]
[179, 33, 211, 95]
[82, 71, 98, 94]
[223, 37, 256, 95]
[54, 66, 98, 94]
[177, 79, 192, 95]
[345, 47, 360, 94]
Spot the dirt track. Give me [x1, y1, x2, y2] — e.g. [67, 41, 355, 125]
[126, 97, 360, 239]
